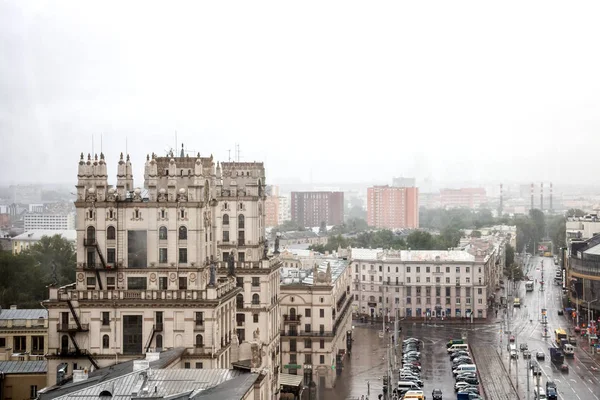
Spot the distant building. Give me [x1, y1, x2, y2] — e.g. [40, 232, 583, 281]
[9, 185, 42, 204]
[265, 185, 280, 227]
[28, 204, 44, 213]
[392, 177, 416, 188]
[24, 213, 75, 231]
[11, 230, 76, 254]
[291, 192, 344, 227]
[278, 195, 291, 223]
[367, 186, 419, 229]
[439, 188, 486, 209]
[280, 259, 353, 390]
[0, 213, 10, 228]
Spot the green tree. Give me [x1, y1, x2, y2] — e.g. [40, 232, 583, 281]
[21, 234, 76, 286]
[0, 252, 46, 308]
[347, 205, 367, 220]
[505, 243, 515, 267]
[406, 231, 435, 250]
[548, 216, 566, 253]
[471, 230, 482, 238]
[515, 217, 536, 253]
[566, 208, 586, 217]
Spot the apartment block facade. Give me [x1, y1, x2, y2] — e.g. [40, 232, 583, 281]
[43, 152, 281, 400]
[350, 247, 505, 320]
[291, 192, 344, 228]
[439, 188, 486, 209]
[24, 213, 75, 231]
[367, 186, 419, 229]
[280, 260, 353, 391]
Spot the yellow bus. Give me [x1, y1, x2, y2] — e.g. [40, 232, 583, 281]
[555, 328, 567, 346]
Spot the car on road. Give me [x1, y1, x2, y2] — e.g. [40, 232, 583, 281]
[520, 343, 528, 351]
[560, 363, 569, 372]
[457, 393, 483, 400]
[400, 376, 423, 386]
[523, 350, 531, 358]
[536, 351, 545, 360]
[509, 335, 515, 342]
[510, 349, 518, 359]
[557, 309, 564, 315]
[455, 381, 476, 392]
[431, 389, 443, 400]
[531, 365, 542, 376]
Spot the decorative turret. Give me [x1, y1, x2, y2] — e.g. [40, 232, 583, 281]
[116, 152, 134, 198]
[216, 162, 222, 179]
[96, 153, 108, 201]
[167, 158, 177, 201]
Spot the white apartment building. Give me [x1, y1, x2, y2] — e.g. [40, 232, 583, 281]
[24, 213, 75, 231]
[350, 247, 504, 320]
[278, 195, 291, 223]
[279, 259, 353, 393]
[43, 151, 281, 400]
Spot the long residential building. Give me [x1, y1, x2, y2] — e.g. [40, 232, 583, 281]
[43, 151, 282, 400]
[439, 188, 486, 209]
[279, 259, 353, 392]
[24, 213, 75, 231]
[350, 241, 506, 320]
[291, 191, 344, 227]
[367, 186, 419, 229]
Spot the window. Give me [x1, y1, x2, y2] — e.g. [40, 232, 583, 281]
[30, 385, 38, 400]
[290, 339, 297, 352]
[223, 214, 229, 225]
[252, 294, 260, 305]
[416, 267, 420, 273]
[253, 314, 259, 323]
[184, 362, 190, 369]
[436, 277, 440, 283]
[87, 226, 96, 241]
[320, 339, 324, 349]
[87, 277, 96, 287]
[159, 226, 168, 240]
[127, 277, 147, 290]
[107, 248, 116, 264]
[319, 309, 324, 318]
[195, 362, 203, 369]
[179, 277, 187, 290]
[238, 252, 245, 262]
[160, 209, 166, 219]
[196, 312, 204, 325]
[478, 288, 483, 295]
[195, 334, 204, 347]
[466, 267, 470, 273]
[32, 336, 44, 354]
[252, 277, 260, 287]
[179, 248, 188, 263]
[238, 230, 245, 244]
[378, 265, 382, 272]
[107, 226, 116, 240]
[436, 266, 440, 273]
[406, 266, 411, 273]
[236, 294, 244, 308]
[0, 338, 5, 347]
[304, 354, 312, 364]
[102, 335, 109, 349]
[456, 266, 460, 273]
[426, 267, 430, 273]
[238, 214, 245, 229]
[156, 334, 163, 349]
[180, 209, 185, 219]
[305, 309, 311, 317]
[446, 266, 450, 273]
[304, 339, 312, 348]
[305, 324, 312, 333]
[13, 336, 26, 352]
[446, 277, 450, 283]
[159, 248, 168, 263]
[320, 355, 325, 364]
[223, 231, 229, 242]
[179, 226, 187, 240]
[478, 299, 483, 304]
[102, 312, 110, 326]
[159, 277, 168, 290]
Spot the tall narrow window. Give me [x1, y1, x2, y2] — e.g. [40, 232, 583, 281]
[159, 226, 168, 240]
[195, 334, 204, 347]
[223, 214, 229, 225]
[107, 226, 116, 240]
[102, 335, 109, 349]
[179, 226, 187, 240]
[87, 226, 96, 242]
[238, 214, 245, 229]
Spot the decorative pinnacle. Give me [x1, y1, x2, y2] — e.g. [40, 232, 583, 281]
[87, 153, 91, 160]
[126, 154, 130, 161]
[120, 152, 124, 160]
[80, 152, 84, 160]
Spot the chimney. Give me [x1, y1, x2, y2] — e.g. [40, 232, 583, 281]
[540, 182, 544, 211]
[10, 305, 17, 310]
[133, 360, 150, 372]
[145, 352, 160, 362]
[73, 369, 89, 383]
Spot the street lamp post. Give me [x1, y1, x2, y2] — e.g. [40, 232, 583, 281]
[587, 299, 598, 350]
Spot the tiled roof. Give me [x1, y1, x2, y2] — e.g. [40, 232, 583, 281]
[0, 308, 47, 320]
[0, 360, 47, 374]
[12, 230, 76, 242]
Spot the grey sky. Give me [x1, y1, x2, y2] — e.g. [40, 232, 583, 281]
[2, 1, 600, 186]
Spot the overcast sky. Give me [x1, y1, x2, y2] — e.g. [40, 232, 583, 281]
[2, 1, 600, 187]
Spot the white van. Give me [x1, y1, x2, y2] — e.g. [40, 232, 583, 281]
[534, 387, 547, 399]
[447, 343, 469, 353]
[453, 364, 476, 375]
[397, 381, 421, 392]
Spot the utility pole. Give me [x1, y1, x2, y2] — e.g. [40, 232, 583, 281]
[536, 361, 541, 399]
[526, 359, 530, 400]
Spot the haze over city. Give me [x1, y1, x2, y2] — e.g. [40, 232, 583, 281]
[3, 1, 600, 186]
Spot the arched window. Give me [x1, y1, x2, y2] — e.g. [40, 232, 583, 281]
[102, 334, 109, 349]
[159, 226, 168, 240]
[238, 214, 245, 229]
[223, 214, 229, 225]
[195, 334, 204, 347]
[252, 294, 260, 305]
[156, 334, 163, 350]
[107, 226, 116, 240]
[99, 390, 113, 398]
[179, 226, 187, 240]
[236, 293, 244, 309]
[87, 226, 96, 241]
[290, 308, 296, 318]
[61, 335, 69, 353]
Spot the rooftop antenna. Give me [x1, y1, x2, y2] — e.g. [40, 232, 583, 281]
[92, 134, 94, 157]
[100, 133, 103, 153]
[126, 137, 128, 157]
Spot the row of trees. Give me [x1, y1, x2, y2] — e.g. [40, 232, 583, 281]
[0, 235, 75, 308]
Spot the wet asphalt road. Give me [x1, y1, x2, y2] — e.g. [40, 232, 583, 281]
[499, 256, 600, 400]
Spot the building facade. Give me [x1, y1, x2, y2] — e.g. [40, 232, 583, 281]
[291, 192, 344, 228]
[566, 235, 600, 318]
[439, 188, 487, 209]
[279, 259, 353, 392]
[278, 195, 291, 223]
[24, 213, 75, 231]
[265, 186, 280, 228]
[0, 307, 48, 361]
[350, 248, 501, 320]
[367, 186, 419, 230]
[12, 230, 76, 255]
[43, 152, 281, 400]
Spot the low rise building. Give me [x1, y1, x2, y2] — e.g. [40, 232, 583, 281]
[278, 231, 328, 248]
[11, 229, 76, 254]
[0, 306, 48, 361]
[350, 246, 503, 320]
[0, 360, 47, 400]
[24, 213, 75, 231]
[279, 259, 353, 392]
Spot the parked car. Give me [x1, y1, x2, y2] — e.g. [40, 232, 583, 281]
[456, 372, 478, 381]
[451, 351, 470, 360]
[455, 381, 475, 392]
[457, 377, 479, 386]
[520, 343, 529, 351]
[536, 351, 545, 360]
